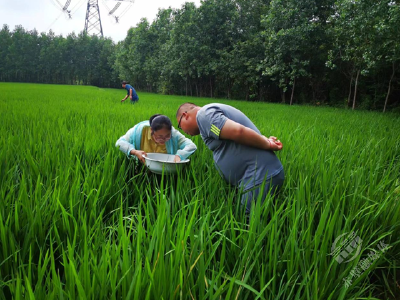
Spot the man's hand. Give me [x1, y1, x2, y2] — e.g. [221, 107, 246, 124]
[174, 155, 181, 163]
[266, 136, 283, 151]
[130, 150, 147, 163]
[121, 98, 126, 103]
[130, 95, 133, 100]
[220, 119, 283, 152]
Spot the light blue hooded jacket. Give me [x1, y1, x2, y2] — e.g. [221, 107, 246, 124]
[115, 120, 197, 160]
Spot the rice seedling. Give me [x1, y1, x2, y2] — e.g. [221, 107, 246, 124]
[0, 82, 399, 299]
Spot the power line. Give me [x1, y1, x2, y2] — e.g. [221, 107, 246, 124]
[46, 11, 65, 32]
[48, 0, 135, 37]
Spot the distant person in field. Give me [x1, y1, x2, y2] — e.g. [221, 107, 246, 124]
[116, 114, 197, 164]
[176, 102, 284, 214]
[121, 81, 139, 104]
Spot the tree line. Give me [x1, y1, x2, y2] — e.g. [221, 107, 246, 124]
[1, 0, 399, 111]
[0, 25, 119, 87]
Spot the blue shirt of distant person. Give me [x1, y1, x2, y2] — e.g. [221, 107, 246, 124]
[176, 102, 284, 214]
[121, 81, 139, 104]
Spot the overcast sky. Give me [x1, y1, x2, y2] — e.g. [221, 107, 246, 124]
[0, 0, 201, 42]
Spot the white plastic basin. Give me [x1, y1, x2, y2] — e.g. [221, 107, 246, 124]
[143, 153, 190, 175]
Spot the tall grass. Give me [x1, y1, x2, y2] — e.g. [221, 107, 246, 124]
[0, 82, 399, 299]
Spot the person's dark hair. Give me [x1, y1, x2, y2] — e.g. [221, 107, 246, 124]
[176, 102, 198, 118]
[149, 114, 172, 132]
[121, 80, 128, 85]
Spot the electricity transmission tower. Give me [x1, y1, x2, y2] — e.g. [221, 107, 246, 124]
[50, 0, 135, 38]
[84, 0, 103, 37]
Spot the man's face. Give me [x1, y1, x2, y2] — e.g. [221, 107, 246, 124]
[122, 84, 126, 88]
[176, 111, 200, 136]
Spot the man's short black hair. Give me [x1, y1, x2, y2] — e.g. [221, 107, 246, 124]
[176, 102, 198, 118]
[121, 81, 128, 85]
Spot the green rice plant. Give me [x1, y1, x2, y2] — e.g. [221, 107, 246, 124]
[0, 82, 399, 299]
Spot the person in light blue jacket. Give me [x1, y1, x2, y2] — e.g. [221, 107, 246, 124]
[116, 114, 197, 164]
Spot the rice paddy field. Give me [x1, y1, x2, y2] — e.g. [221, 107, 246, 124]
[0, 82, 400, 300]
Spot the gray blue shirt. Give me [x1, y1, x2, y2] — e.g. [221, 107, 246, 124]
[196, 103, 283, 191]
[125, 84, 138, 98]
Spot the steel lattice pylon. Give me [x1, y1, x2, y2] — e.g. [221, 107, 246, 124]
[50, 0, 135, 37]
[84, 0, 103, 37]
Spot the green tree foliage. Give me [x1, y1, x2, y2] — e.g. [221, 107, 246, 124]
[0, 25, 119, 87]
[327, 0, 400, 110]
[1, 0, 400, 110]
[113, 0, 398, 110]
[166, 3, 201, 95]
[261, 0, 317, 104]
[226, 0, 271, 100]
[374, 1, 400, 112]
[0, 25, 12, 81]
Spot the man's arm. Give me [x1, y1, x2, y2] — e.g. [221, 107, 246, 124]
[219, 119, 283, 151]
[129, 88, 133, 99]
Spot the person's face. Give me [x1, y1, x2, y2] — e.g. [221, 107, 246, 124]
[152, 127, 171, 144]
[177, 110, 200, 136]
[122, 84, 126, 88]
